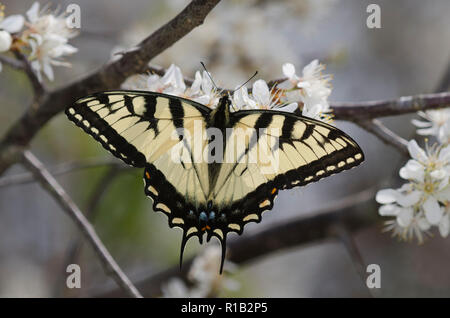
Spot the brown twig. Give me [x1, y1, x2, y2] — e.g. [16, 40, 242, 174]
[331, 223, 375, 297]
[0, 158, 126, 188]
[356, 119, 409, 156]
[12, 50, 46, 99]
[21, 151, 143, 298]
[0, 54, 25, 70]
[331, 92, 450, 121]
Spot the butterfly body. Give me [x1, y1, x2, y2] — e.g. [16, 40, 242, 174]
[66, 90, 364, 272]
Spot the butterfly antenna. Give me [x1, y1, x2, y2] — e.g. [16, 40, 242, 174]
[200, 62, 220, 91]
[232, 71, 258, 94]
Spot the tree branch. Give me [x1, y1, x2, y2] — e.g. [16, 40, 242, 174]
[0, 54, 25, 70]
[356, 119, 409, 156]
[0, 0, 221, 176]
[331, 92, 450, 121]
[0, 158, 126, 188]
[97, 187, 378, 297]
[12, 50, 46, 99]
[21, 151, 142, 298]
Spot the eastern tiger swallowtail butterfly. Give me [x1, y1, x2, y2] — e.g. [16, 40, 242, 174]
[66, 90, 364, 273]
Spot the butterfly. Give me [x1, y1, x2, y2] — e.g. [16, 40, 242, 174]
[66, 90, 364, 273]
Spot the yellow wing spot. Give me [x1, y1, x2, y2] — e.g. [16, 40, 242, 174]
[91, 127, 99, 135]
[74, 114, 83, 121]
[243, 214, 259, 222]
[271, 188, 277, 195]
[327, 165, 336, 171]
[316, 170, 325, 176]
[228, 223, 241, 231]
[99, 135, 108, 143]
[338, 161, 345, 168]
[187, 227, 198, 236]
[259, 199, 271, 208]
[145, 171, 151, 179]
[68, 108, 75, 115]
[355, 153, 363, 160]
[147, 185, 158, 196]
[213, 229, 224, 239]
[172, 218, 184, 225]
[347, 157, 355, 164]
[304, 176, 313, 182]
[156, 203, 171, 214]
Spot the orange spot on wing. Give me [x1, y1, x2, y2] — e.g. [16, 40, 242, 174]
[145, 172, 150, 179]
[271, 188, 277, 195]
[206, 225, 211, 230]
[201, 227, 206, 231]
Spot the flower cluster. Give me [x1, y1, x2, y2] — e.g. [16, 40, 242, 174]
[0, 2, 78, 81]
[279, 60, 333, 122]
[122, 60, 334, 122]
[161, 246, 239, 298]
[376, 140, 450, 242]
[412, 109, 450, 145]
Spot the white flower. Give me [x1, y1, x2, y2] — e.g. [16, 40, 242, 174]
[233, 86, 257, 110]
[377, 140, 450, 242]
[232, 79, 297, 112]
[23, 2, 78, 81]
[412, 109, 450, 144]
[162, 245, 239, 298]
[279, 60, 333, 122]
[0, 4, 25, 70]
[121, 64, 187, 98]
[185, 71, 220, 108]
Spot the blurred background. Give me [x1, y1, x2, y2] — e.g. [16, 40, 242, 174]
[0, 0, 449, 297]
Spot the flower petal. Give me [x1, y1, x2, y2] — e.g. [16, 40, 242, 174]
[252, 79, 270, 106]
[407, 140, 427, 162]
[277, 102, 298, 113]
[396, 190, 422, 207]
[411, 119, 432, 128]
[379, 204, 400, 216]
[423, 197, 443, 225]
[0, 15, 25, 33]
[418, 217, 431, 231]
[376, 189, 399, 204]
[396, 208, 413, 227]
[439, 214, 450, 238]
[282, 63, 296, 78]
[0, 31, 12, 52]
[26, 2, 40, 23]
[399, 160, 424, 182]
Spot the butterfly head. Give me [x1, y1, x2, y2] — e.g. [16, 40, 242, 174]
[210, 95, 232, 127]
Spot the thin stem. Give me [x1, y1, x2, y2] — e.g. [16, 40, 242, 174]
[357, 119, 409, 156]
[21, 151, 142, 298]
[332, 223, 375, 297]
[0, 158, 126, 188]
[0, 54, 25, 70]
